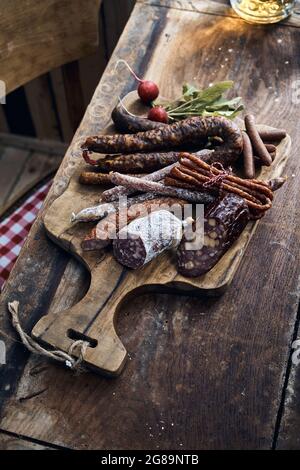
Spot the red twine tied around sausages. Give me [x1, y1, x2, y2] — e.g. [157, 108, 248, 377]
[203, 163, 232, 188]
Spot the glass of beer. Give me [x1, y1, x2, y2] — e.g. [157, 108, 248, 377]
[230, 0, 295, 23]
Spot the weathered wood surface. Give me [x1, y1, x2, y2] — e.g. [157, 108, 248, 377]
[0, 0, 135, 142]
[0, 0, 102, 95]
[31, 87, 290, 375]
[1, 0, 300, 449]
[0, 137, 63, 216]
[24, 77, 61, 141]
[0, 432, 53, 450]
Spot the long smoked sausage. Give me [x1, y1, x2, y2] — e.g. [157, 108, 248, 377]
[82, 116, 243, 158]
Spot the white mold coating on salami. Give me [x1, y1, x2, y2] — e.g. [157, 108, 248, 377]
[71, 202, 117, 223]
[113, 210, 183, 269]
[101, 162, 178, 202]
[110, 172, 214, 205]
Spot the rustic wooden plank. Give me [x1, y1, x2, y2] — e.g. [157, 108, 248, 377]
[2, 87, 35, 137]
[102, 0, 136, 57]
[0, 133, 68, 156]
[0, 2, 300, 449]
[138, 0, 300, 27]
[78, 5, 108, 109]
[78, 52, 107, 111]
[49, 69, 74, 143]
[24, 75, 61, 141]
[0, 147, 30, 206]
[0, 431, 53, 450]
[62, 62, 86, 134]
[3, 151, 61, 214]
[0, 0, 102, 95]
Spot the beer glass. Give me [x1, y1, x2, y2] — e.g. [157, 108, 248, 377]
[230, 0, 295, 23]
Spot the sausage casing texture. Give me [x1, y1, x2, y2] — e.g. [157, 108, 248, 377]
[111, 103, 166, 133]
[83, 151, 181, 174]
[177, 193, 250, 277]
[109, 172, 215, 205]
[242, 131, 255, 179]
[82, 196, 186, 251]
[73, 192, 159, 225]
[83, 116, 243, 158]
[258, 129, 286, 142]
[100, 162, 178, 202]
[79, 171, 148, 185]
[244, 115, 272, 166]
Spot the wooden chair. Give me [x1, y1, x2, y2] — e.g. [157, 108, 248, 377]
[0, 0, 102, 216]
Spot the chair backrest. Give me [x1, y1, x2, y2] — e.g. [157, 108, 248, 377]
[0, 0, 102, 95]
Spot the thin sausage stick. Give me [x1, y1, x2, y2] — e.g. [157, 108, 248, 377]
[109, 172, 215, 204]
[264, 144, 276, 153]
[267, 177, 287, 191]
[79, 171, 146, 185]
[254, 152, 276, 166]
[79, 171, 115, 185]
[72, 192, 162, 224]
[242, 131, 255, 179]
[83, 150, 181, 173]
[100, 162, 179, 202]
[258, 129, 286, 142]
[164, 176, 197, 190]
[245, 115, 272, 166]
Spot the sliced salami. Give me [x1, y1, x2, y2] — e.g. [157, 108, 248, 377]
[113, 210, 184, 269]
[177, 194, 250, 277]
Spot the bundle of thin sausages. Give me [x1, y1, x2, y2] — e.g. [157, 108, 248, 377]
[165, 152, 275, 219]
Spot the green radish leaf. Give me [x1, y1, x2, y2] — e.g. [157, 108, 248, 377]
[157, 80, 243, 120]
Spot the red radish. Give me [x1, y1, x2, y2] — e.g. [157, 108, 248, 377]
[138, 81, 159, 103]
[116, 59, 160, 104]
[148, 106, 169, 123]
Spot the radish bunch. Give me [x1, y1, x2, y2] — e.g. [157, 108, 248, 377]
[116, 60, 168, 123]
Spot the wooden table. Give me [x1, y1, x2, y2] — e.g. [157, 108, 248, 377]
[1, 0, 300, 450]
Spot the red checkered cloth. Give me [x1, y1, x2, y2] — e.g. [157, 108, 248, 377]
[0, 180, 52, 290]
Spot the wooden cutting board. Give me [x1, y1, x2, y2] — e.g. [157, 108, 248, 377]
[31, 92, 291, 376]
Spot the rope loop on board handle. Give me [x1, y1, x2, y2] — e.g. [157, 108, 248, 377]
[7, 301, 89, 370]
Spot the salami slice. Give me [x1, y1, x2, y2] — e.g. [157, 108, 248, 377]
[177, 194, 250, 277]
[113, 210, 183, 269]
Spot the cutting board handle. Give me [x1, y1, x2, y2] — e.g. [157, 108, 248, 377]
[32, 261, 130, 376]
